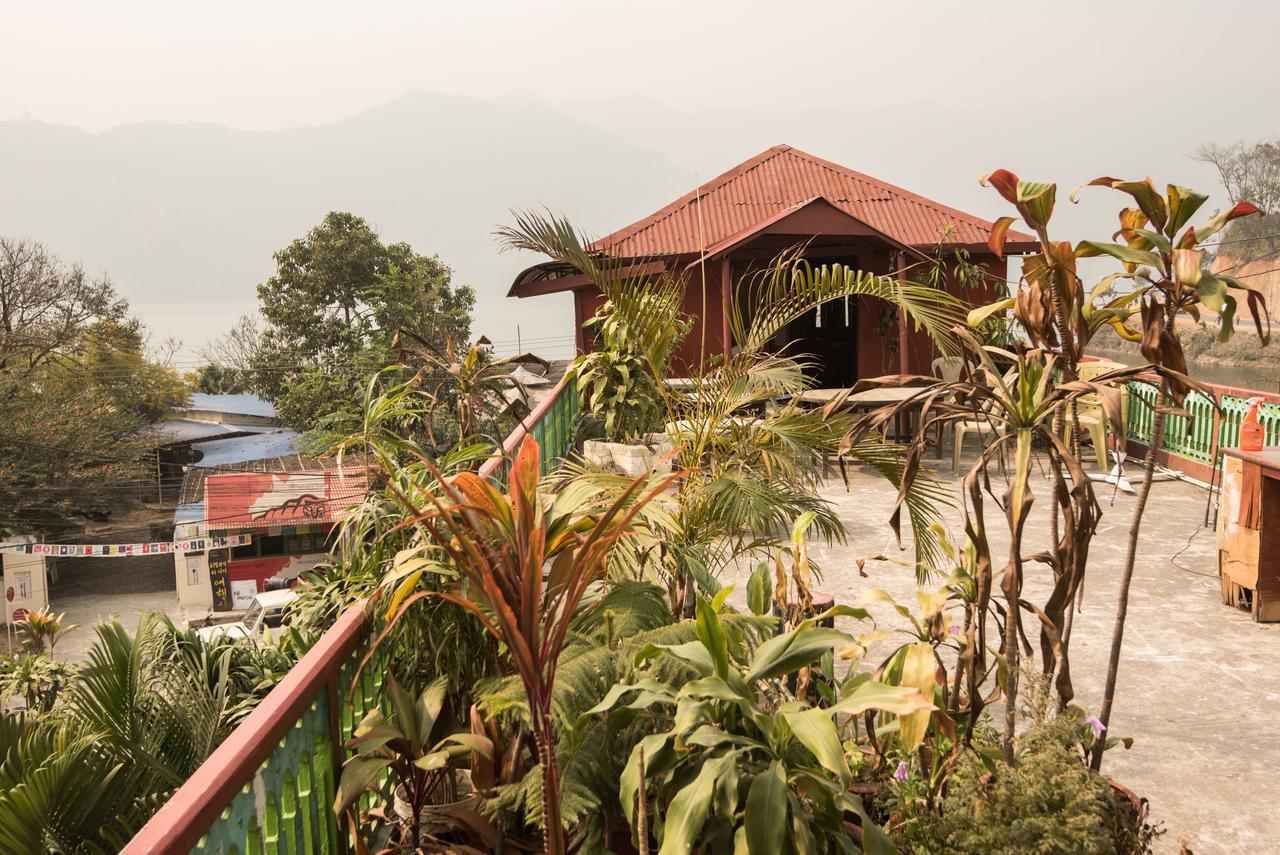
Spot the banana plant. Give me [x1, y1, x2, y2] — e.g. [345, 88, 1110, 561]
[588, 589, 932, 855]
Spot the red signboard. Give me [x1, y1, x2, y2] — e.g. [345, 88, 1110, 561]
[11, 608, 28, 622]
[204, 469, 368, 531]
[4, 587, 12, 603]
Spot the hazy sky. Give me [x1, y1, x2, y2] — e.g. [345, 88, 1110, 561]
[8, 1, 1277, 132]
[4, 1, 1279, 359]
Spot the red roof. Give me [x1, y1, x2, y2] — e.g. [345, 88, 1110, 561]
[204, 469, 369, 531]
[590, 145, 1035, 258]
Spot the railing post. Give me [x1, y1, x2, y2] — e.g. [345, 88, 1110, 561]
[327, 673, 348, 855]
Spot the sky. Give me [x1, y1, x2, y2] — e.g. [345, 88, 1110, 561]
[7, 1, 1278, 132]
[3, 1, 1279, 360]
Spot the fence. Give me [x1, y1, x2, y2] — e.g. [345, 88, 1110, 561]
[123, 374, 580, 854]
[1124, 377, 1280, 476]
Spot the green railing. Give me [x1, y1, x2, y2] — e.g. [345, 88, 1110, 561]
[480, 374, 580, 486]
[124, 374, 580, 855]
[1124, 379, 1280, 467]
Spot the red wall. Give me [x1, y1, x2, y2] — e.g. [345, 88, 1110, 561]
[572, 251, 1009, 381]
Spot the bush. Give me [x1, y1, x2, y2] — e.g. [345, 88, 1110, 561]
[925, 714, 1145, 855]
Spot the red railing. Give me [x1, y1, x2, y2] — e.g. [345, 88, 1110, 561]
[124, 373, 580, 853]
[123, 604, 367, 854]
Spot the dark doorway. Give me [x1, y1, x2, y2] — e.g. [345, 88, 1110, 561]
[766, 254, 860, 388]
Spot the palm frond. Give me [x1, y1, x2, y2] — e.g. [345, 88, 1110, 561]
[733, 254, 966, 356]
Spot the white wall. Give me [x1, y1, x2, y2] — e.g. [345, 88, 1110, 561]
[2, 553, 49, 625]
[174, 550, 214, 617]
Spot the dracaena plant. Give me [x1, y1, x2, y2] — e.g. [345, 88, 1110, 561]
[366, 435, 677, 855]
[834, 329, 1198, 763]
[977, 170, 1270, 769]
[588, 588, 932, 855]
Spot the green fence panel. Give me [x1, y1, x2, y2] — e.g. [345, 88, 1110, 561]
[1125, 380, 1280, 466]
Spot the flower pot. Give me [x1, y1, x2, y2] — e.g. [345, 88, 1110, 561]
[391, 775, 478, 842]
[583, 438, 668, 477]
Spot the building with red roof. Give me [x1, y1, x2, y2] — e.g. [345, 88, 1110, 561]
[509, 145, 1033, 383]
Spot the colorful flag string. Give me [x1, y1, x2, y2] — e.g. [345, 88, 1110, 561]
[0, 534, 252, 557]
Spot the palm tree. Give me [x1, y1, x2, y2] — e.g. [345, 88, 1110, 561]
[497, 210, 964, 610]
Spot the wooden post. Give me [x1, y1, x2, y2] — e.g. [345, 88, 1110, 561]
[720, 257, 732, 361]
[895, 251, 910, 376]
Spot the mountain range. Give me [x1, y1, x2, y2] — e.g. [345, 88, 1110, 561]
[1, 88, 1266, 360]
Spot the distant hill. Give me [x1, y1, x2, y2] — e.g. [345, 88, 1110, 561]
[0, 91, 686, 358]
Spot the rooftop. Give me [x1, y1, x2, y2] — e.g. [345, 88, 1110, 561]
[590, 145, 1036, 258]
[179, 393, 278, 420]
[720, 464, 1279, 854]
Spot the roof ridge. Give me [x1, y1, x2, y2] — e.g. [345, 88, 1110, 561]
[591, 145, 794, 252]
[781, 145, 1030, 239]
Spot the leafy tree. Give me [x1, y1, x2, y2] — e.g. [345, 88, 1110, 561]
[249, 212, 474, 430]
[193, 314, 260, 393]
[1194, 138, 1280, 262]
[0, 238, 182, 534]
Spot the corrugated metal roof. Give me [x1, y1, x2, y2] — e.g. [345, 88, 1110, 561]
[205, 469, 370, 531]
[146, 418, 244, 444]
[180, 393, 277, 419]
[190, 430, 302, 467]
[589, 145, 1035, 258]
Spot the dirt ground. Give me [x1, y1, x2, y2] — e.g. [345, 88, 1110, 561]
[720, 460, 1278, 855]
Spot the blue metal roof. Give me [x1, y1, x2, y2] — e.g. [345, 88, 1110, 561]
[147, 418, 243, 444]
[190, 430, 302, 467]
[181, 393, 277, 419]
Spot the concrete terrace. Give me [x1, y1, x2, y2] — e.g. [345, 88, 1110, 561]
[723, 461, 1278, 854]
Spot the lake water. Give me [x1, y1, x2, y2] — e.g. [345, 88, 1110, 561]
[1088, 348, 1280, 393]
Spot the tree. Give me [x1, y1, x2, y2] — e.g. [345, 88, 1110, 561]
[249, 212, 474, 431]
[194, 315, 260, 393]
[1194, 139, 1280, 263]
[0, 238, 181, 534]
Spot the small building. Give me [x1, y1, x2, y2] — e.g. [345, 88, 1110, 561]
[1, 536, 51, 631]
[508, 145, 1034, 384]
[173, 456, 369, 614]
[148, 393, 292, 502]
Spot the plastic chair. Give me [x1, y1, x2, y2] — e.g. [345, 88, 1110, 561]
[932, 356, 964, 383]
[1068, 361, 1128, 471]
[951, 364, 1016, 475]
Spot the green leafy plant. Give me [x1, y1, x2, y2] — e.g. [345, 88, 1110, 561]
[475, 580, 774, 852]
[335, 676, 494, 852]
[590, 589, 932, 854]
[573, 294, 688, 442]
[366, 436, 677, 855]
[0, 654, 74, 712]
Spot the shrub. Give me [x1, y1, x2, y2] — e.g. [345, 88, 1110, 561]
[925, 714, 1145, 855]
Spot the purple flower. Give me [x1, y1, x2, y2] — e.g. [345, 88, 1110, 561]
[1085, 715, 1106, 740]
[893, 760, 909, 782]
[948, 624, 962, 637]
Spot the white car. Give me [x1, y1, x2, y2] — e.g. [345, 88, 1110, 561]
[194, 589, 297, 643]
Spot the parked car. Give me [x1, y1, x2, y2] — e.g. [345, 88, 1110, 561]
[193, 589, 296, 643]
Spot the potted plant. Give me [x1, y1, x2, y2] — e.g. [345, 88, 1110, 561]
[335, 675, 496, 852]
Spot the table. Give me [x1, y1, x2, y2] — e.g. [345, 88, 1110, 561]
[792, 386, 925, 408]
[1217, 447, 1280, 622]
[794, 386, 933, 445]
